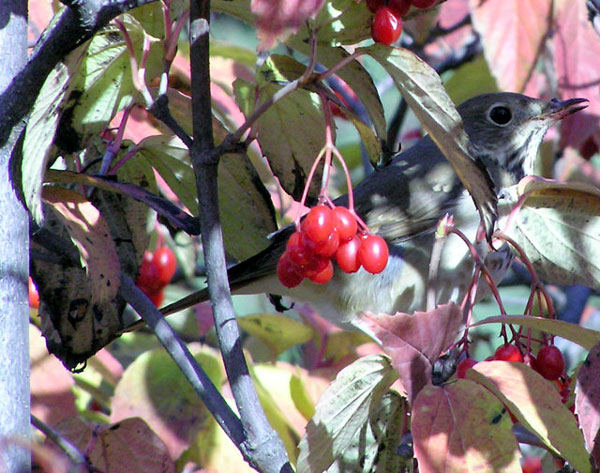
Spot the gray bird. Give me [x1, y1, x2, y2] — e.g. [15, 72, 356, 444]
[160, 93, 587, 333]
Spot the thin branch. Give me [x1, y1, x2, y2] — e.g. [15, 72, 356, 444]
[187, 1, 293, 472]
[31, 414, 89, 471]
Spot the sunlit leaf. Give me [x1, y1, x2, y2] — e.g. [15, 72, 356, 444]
[469, 0, 552, 93]
[499, 178, 600, 289]
[469, 361, 591, 473]
[412, 381, 520, 473]
[297, 355, 398, 473]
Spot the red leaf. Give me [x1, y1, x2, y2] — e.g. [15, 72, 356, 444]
[554, 1, 600, 149]
[412, 382, 520, 473]
[469, 0, 552, 92]
[252, 0, 326, 50]
[362, 303, 462, 402]
[576, 341, 600, 466]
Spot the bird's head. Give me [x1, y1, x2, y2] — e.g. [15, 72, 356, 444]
[458, 92, 588, 188]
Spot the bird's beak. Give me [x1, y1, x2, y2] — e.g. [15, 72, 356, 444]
[541, 97, 589, 121]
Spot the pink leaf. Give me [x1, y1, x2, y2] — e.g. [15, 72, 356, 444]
[252, 0, 326, 50]
[362, 303, 462, 402]
[553, 1, 600, 149]
[469, 0, 552, 92]
[576, 341, 600, 465]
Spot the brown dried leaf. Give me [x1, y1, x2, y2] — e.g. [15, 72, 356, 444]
[576, 341, 600, 465]
[362, 303, 462, 402]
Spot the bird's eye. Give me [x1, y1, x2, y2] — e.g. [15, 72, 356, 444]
[488, 105, 512, 126]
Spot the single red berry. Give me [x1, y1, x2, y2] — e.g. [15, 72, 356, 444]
[371, 6, 403, 45]
[154, 247, 177, 286]
[536, 345, 565, 380]
[308, 259, 334, 284]
[287, 231, 315, 266]
[411, 0, 436, 8]
[137, 251, 162, 294]
[521, 456, 542, 473]
[302, 255, 330, 278]
[366, 0, 385, 13]
[277, 253, 304, 288]
[456, 358, 477, 379]
[148, 288, 164, 307]
[336, 236, 362, 273]
[331, 206, 358, 242]
[28, 276, 40, 309]
[304, 228, 340, 258]
[389, 0, 411, 16]
[494, 344, 523, 363]
[358, 234, 389, 274]
[302, 205, 335, 244]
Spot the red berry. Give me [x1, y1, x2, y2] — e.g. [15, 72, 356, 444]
[28, 276, 39, 309]
[521, 456, 542, 473]
[304, 228, 340, 258]
[331, 206, 358, 242]
[371, 7, 403, 45]
[494, 344, 523, 363]
[308, 259, 334, 284]
[366, 0, 385, 13]
[287, 231, 314, 266]
[137, 251, 162, 294]
[336, 236, 362, 273]
[456, 358, 478, 379]
[154, 247, 177, 286]
[358, 234, 389, 274]
[389, 0, 411, 17]
[411, 0, 436, 8]
[302, 205, 335, 244]
[536, 345, 565, 380]
[277, 253, 304, 288]
[148, 288, 164, 307]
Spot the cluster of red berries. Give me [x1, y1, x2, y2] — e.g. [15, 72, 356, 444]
[367, 0, 437, 45]
[136, 247, 177, 306]
[457, 343, 569, 403]
[277, 205, 389, 288]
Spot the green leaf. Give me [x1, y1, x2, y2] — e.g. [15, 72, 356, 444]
[499, 178, 600, 289]
[234, 78, 326, 201]
[296, 355, 398, 473]
[210, 39, 257, 67]
[22, 44, 87, 222]
[238, 314, 314, 356]
[412, 381, 521, 473]
[445, 56, 498, 106]
[59, 14, 164, 148]
[469, 361, 591, 473]
[470, 315, 600, 350]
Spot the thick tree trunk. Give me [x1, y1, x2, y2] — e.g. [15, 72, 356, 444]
[0, 2, 30, 472]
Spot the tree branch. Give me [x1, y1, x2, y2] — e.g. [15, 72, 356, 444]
[187, 1, 292, 472]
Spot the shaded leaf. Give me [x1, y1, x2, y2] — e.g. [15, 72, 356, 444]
[362, 303, 462, 402]
[111, 345, 222, 459]
[237, 314, 314, 357]
[470, 315, 600, 350]
[51, 417, 175, 473]
[469, 361, 591, 473]
[499, 178, 600, 289]
[234, 76, 326, 202]
[412, 381, 520, 473]
[297, 355, 398, 473]
[365, 44, 497, 235]
[469, 0, 552, 92]
[42, 187, 120, 304]
[575, 341, 600, 465]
